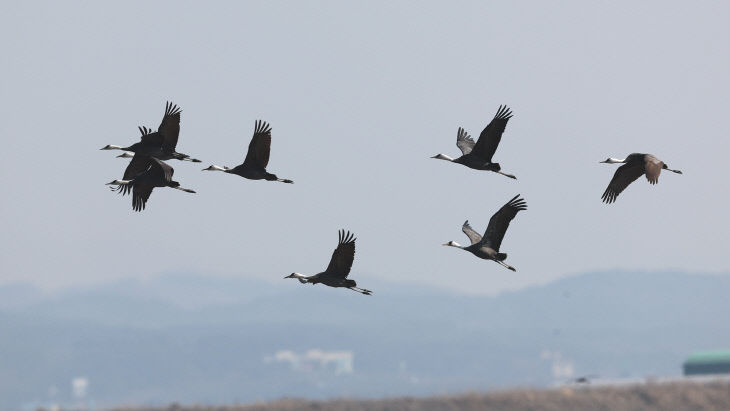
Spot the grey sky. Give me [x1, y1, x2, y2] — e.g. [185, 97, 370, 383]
[1, 1, 728, 294]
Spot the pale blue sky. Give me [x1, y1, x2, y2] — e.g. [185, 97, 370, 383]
[1, 1, 728, 294]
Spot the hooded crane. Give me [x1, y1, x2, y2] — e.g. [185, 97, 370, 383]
[443, 195, 527, 271]
[600, 153, 682, 204]
[203, 120, 293, 183]
[285, 230, 372, 295]
[432, 105, 516, 179]
[106, 156, 195, 211]
[101, 102, 201, 162]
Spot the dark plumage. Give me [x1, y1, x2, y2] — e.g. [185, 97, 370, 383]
[203, 120, 293, 183]
[285, 230, 372, 295]
[107, 157, 195, 212]
[600, 153, 682, 204]
[432, 105, 517, 179]
[443, 195, 527, 271]
[101, 102, 201, 162]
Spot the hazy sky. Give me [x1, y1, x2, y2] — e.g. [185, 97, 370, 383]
[1, 1, 728, 294]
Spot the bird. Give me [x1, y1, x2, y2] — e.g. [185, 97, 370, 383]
[101, 102, 201, 162]
[203, 120, 293, 183]
[285, 230, 372, 295]
[566, 375, 598, 385]
[443, 194, 527, 271]
[600, 153, 682, 204]
[106, 156, 195, 211]
[431, 105, 516, 179]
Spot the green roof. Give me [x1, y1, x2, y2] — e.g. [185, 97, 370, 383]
[685, 350, 730, 365]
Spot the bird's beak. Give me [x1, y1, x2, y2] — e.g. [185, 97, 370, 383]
[599, 160, 608, 163]
[441, 242, 449, 246]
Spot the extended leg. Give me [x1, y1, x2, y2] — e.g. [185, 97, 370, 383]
[495, 170, 517, 179]
[495, 260, 516, 271]
[172, 186, 196, 193]
[349, 287, 372, 295]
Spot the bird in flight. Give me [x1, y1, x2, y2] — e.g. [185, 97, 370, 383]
[203, 120, 293, 183]
[443, 195, 527, 271]
[285, 230, 372, 295]
[432, 105, 516, 179]
[107, 156, 195, 211]
[600, 153, 682, 204]
[101, 102, 201, 163]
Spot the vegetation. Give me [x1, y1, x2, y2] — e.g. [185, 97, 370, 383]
[113, 380, 730, 411]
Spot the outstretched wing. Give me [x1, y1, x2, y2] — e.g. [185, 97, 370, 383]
[482, 194, 527, 251]
[132, 184, 155, 212]
[601, 162, 644, 204]
[242, 120, 272, 169]
[644, 154, 664, 185]
[149, 158, 174, 183]
[324, 229, 356, 279]
[455, 127, 474, 155]
[116, 155, 153, 196]
[461, 220, 482, 245]
[472, 105, 513, 162]
[158, 101, 182, 151]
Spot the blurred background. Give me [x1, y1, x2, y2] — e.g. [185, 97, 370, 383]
[0, 1, 728, 409]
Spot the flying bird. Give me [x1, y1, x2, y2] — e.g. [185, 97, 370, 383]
[101, 102, 201, 162]
[285, 230, 372, 295]
[203, 120, 293, 183]
[432, 105, 516, 179]
[443, 195, 527, 271]
[107, 156, 195, 211]
[600, 153, 682, 204]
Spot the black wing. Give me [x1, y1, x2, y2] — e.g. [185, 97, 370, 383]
[482, 194, 527, 251]
[138, 125, 164, 146]
[242, 120, 272, 169]
[158, 101, 182, 151]
[472, 105, 513, 162]
[461, 220, 482, 245]
[132, 183, 155, 212]
[324, 229, 356, 279]
[601, 162, 645, 204]
[149, 158, 174, 183]
[455, 127, 475, 155]
[116, 154, 153, 196]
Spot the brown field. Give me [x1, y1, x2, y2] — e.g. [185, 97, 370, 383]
[113, 379, 730, 411]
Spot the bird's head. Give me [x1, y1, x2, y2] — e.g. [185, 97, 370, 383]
[202, 165, 228, 171]
[600, 157, 624, 164]
[442, 241, 462, 248]
[431, 154, 453, 161]
[285, 272, 307, 284]
[116, 152, 135, 158]
[100, 144, 123, 150]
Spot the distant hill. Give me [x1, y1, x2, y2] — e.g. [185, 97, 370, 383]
[1, 270, 729, 409]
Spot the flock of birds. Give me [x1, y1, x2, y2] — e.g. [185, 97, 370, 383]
[101, 102, 683, 295]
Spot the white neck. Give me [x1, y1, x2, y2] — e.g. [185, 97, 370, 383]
[605, 158, 626, 164]
[432, 154, 455, 161]
[443, 241, 463, 248]
[290, 272, 309, 284]
[102, 145, 124, 150]
[205, 165, 229, 171]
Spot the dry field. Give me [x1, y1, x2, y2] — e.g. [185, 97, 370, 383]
[113, 379, 730, 411]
